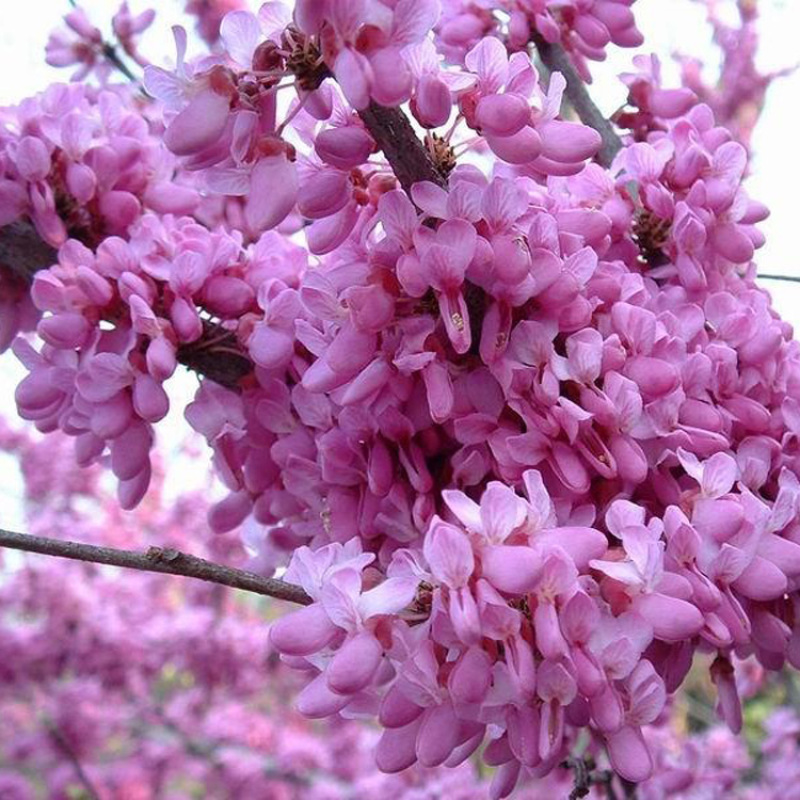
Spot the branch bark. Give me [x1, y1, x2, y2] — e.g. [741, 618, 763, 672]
[532, 35, 623, 168]
[0, 221, 253, 390]
[0, 528, 311, 605]
[0, 220, 58, 281]
[358, 102, 448, 193]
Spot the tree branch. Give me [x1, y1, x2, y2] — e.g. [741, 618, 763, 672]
[176, 319, 254, 387]
[358, 102, 448, 193]
[532, 35, 623, 168]
[46, 720, 102, 800]
[0, 220, 58, 281]
[0, 528, 312, 605]
[0, 220, 254, 390]
[758, 273, 800, 283]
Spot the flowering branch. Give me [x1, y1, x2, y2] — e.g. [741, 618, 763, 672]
[0, 221, 254, 390]
[0, 528, 312, 605]
[532, 35, 623, 167]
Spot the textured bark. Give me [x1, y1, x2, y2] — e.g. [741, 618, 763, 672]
[532, 35, 623, 168]
[359, 102, 448, 192]
[176, 320, 255, 388]
[0, 528, 312, 605]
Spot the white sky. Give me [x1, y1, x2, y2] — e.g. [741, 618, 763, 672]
[0, 0, 799, 520]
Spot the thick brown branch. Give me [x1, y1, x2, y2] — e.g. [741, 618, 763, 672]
[177, 320, 254, 387]
[0, 220, 253, 390]
[0, 528, 312, 605]
[359, 102, 448, 193]
[0, 220, 58, 281]
[532, 35, 623, 168]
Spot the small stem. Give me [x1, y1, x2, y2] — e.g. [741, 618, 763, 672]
[531, 34, 623, 168]
[46, 720, 101, 800]
[758, 273, 800, 283]
[0, 528, 312, 605]
[102, 43, 139, 83]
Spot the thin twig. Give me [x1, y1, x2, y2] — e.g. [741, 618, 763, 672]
[0, 528, 312, 605]
[758, 273, 800, 283]
[101, 43, 138, 83]
[46, 720, 102, 800]
[531, 35, 623, 168]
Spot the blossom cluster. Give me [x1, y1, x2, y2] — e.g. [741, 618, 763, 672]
[437, 0, 643, 78]
[2, 0, 800, 795]
[142, 0, 607, 244]
[675, 0, 796, 149]
[0, 81, 198, 251]
[45, 3, 155, 81]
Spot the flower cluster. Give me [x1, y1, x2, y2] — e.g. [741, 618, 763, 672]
[0, 81, 198, 251]
[675, 0, 795, 149]
[144, 0, 605, 241]
[10, 211, 296, 508]
[45, 3, 154, 80]
[437, 0, 643, 78]
[3, 0, 800, 795]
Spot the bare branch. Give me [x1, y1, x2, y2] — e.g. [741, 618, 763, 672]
[758, 273, 800, 283]
[532, 35, 623, 168]
[0, 528, 312, 606]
